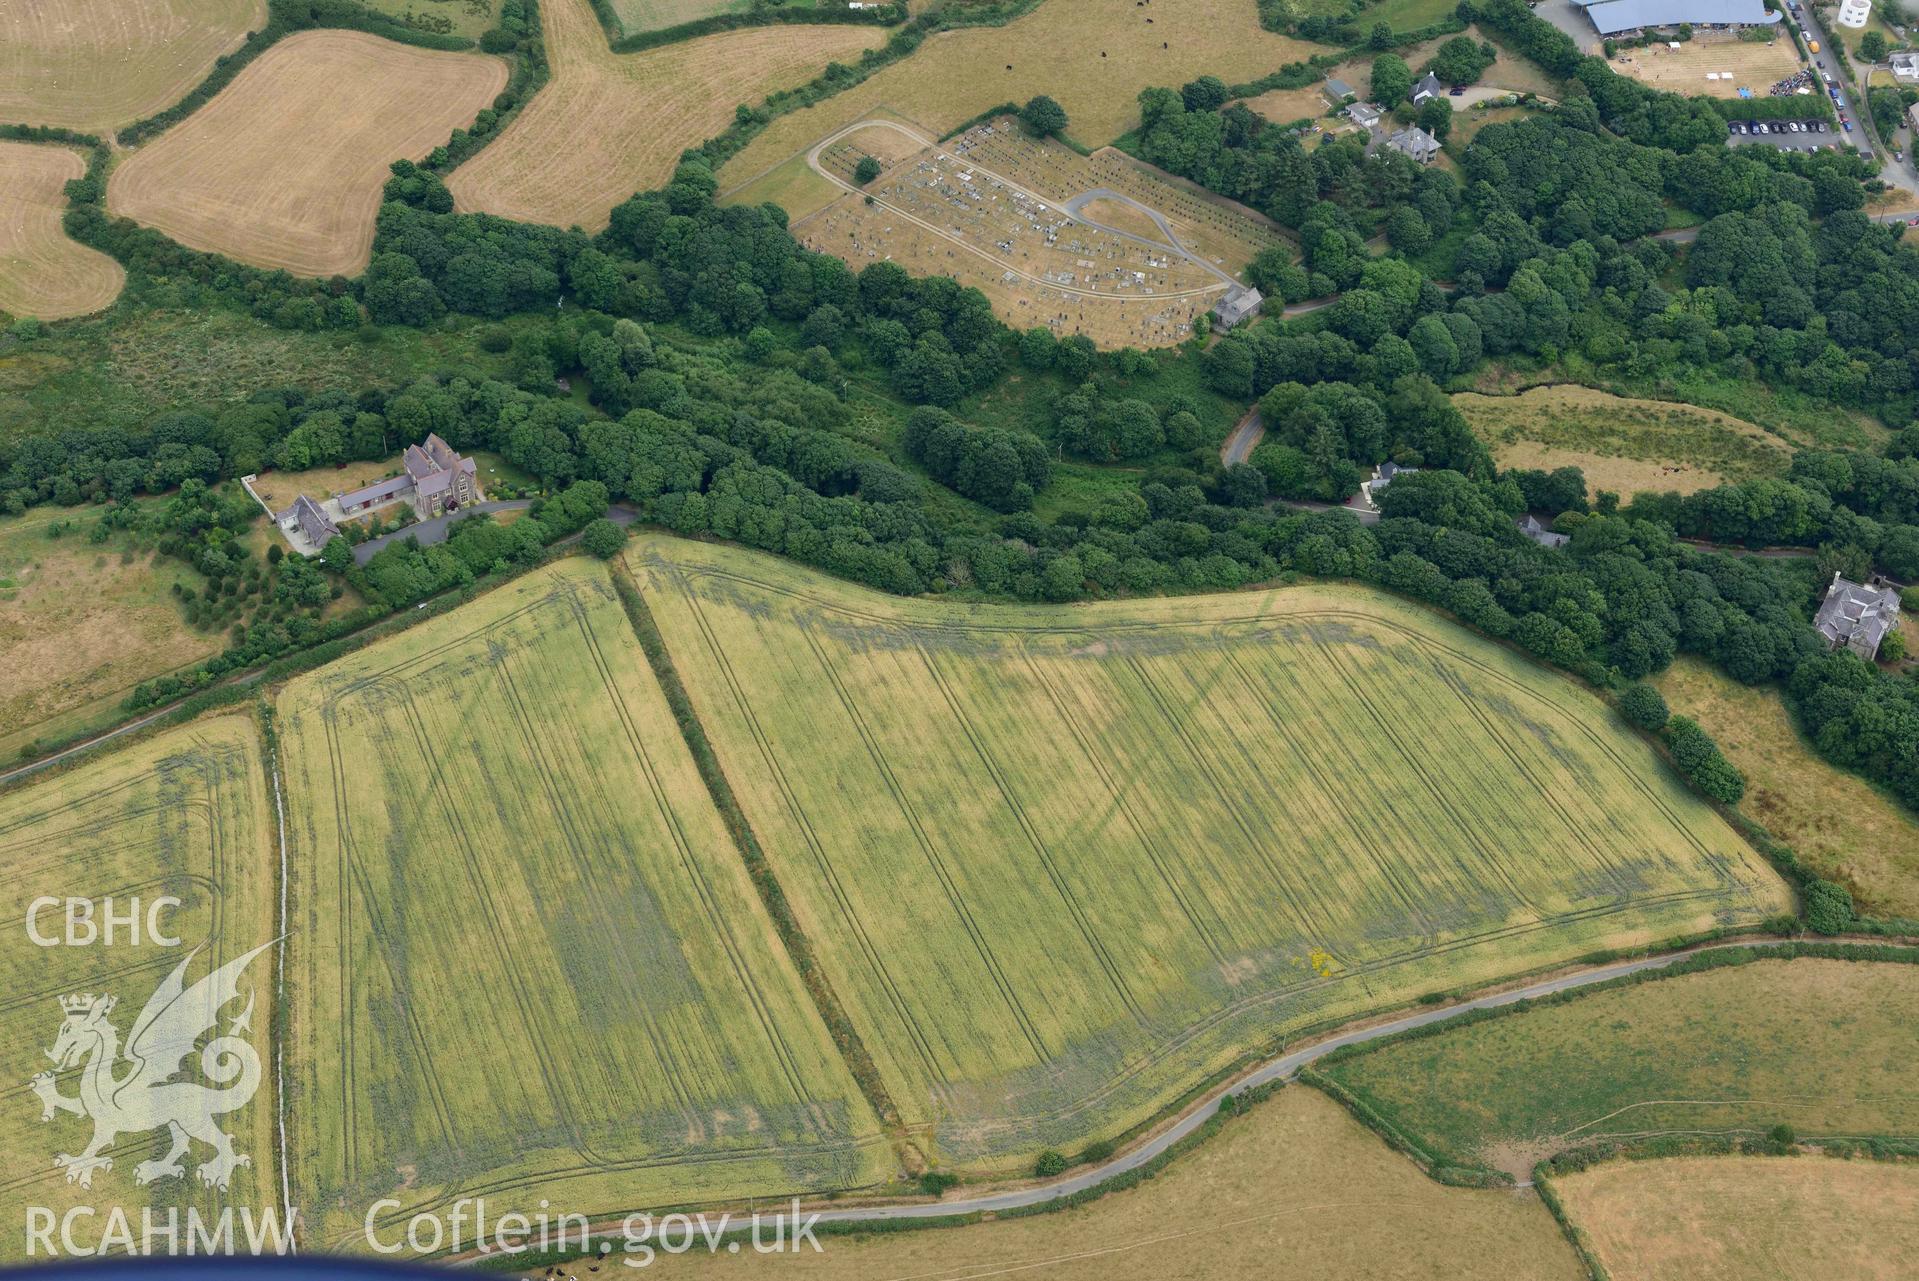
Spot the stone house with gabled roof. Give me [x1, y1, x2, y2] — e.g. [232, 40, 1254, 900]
[1814, 572, 1902, 660]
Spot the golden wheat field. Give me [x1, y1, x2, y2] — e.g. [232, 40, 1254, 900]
[0, 716, 279, 1262]
[719, 0, 1317, 202]
[105, 30, 507, 277]
[0, 142, 123, 320]
[276, 559, 891, 1250]
[628, 533, 1790, 1174]
[447, 0, 890, 231]
[0, 0, 264, 132]
[1557, 1156, 1919, 1281]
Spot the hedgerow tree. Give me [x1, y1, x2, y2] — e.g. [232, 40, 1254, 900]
[1019, 95, 1067, 138]
[1619, 683, 1670, 732]
[581, 517, 627, 558]
[1370, 53, 1412, 108]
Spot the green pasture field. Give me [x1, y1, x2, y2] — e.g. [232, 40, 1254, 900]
[626, 533, 1792, 1175]
[0, 716, 279, 1260]
[276, 557, 891, 1251]
[1321, 956, 1919, 1177]
[608, 0, 758, 36]
[357, 0, 500, 40]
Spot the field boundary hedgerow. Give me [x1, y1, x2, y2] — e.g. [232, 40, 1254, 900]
[600, 3, 907, 54]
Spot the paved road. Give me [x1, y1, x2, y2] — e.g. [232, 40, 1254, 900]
[351, 500, 533, 565]
[1220, 407, 1265, 466]
[443, 937, 1812, 1267]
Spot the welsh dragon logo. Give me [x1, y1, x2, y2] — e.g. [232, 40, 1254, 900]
[29, 941, 275, 1192]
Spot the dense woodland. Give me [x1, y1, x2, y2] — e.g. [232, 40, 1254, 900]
[1, 0, 1917, 924]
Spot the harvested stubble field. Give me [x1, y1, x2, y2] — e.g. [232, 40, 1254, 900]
[1611, 35, 1801, 99]
[1556, 1155, 1919, 1281]
[1323, 957, 1919, 1179]
[718, 0, 1317, 199]
[0, 509, 217, 757]
[106, 30, 507, 278]
[276, 559, 890, 1249]
[657, 1086, 1584, 1280]
[1655, 657, 1919, 919]
[0, 716, 277, 1261]
[0, 0, 263, 132]
[1454, 385, 1791, 499]
[628, 534, 1789, 1172]
[447, 0, 888, 231]
[0, 142, 124, 321]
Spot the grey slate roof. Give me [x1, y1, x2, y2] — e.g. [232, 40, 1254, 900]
[1814, 572, 1902, 659]
[1212, 286, 1264, 329]
[1574, 0, 1780, 35]
[1386, 125, 1441, 160]
[1345, 101, 1385, 129]
[1412, 71, 1443, 101]
[1519, 515, 1571, 549]
[1324, 77, 1355, 100]
[285, 494, 338, 545]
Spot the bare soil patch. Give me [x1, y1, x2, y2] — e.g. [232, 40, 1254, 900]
[0, 0, 264, 132]
[106, 30, 507, 277]
[448, 0, 888, 231]
[0, 142, 124, 320]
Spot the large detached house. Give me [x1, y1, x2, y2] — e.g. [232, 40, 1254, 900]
[336, 434, 479, 520]
[1814, 572, 1902, 660]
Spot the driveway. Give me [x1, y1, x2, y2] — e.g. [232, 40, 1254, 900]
[351, 500, 533, 565]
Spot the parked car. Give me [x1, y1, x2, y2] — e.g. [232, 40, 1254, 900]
[1449, 86, 1464, 96]
[1843, 119, 1854, 131]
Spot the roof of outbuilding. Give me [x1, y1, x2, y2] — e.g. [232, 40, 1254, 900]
[1575, 0, 1780, 34]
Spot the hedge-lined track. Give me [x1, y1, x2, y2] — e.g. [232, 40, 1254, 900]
[0, 142, 124, 319]
[105, 30, 507, 277]
[627, 533, 1793, 1172]
[276, 560, 891, 1251]
[446, 0, 889, 231]
[0, 716, 277, 1262]
[0, 0, 263, 132]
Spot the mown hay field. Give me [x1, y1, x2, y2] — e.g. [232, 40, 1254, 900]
[627, 533, 1789, 1172]
[0, 0, 264, 132]
[0, 507, 217, 760]
[0, 142, 124, 321]
[1556, 1155, 1919, 1281]
[0, 715, 278, 1261]
[106, 31, 507, 278]
[277, 558, 891, 1250]
[718, 0, 1318, 202]
[1454, 385, 1791, 499]
[447, 0, 889, 231]
[661, 1086, 1583, 1280]
[1655, 657, 1919, 919]
[1323, 957, 1919, 1178]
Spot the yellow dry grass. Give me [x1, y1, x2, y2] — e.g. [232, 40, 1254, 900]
[1654, 656, 1919, 919]
[646, 1087, 1582, 1281]
[0, 511, 218, 753]
[1557, 1156, 1919, 1281]
[719, 0, 1317, 196]
[0, 141, 123, 320]
[0, 0, 264, 132]
[1455, 385, 1791, 499]
[1610, 34, 1801, 98]
[447, 0, 889, 230]
[106, 30, 507, 277]
[245, 457, 408, 514]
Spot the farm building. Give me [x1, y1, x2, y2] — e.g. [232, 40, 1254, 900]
[1570, 0, 1780, 36]
[1385, 125, 1441, 163]
[1362, 461, 1418, 509]
[1345, 101, 1385, 130]
[1892, 50, 1919, 82]
[335, 434, 481, 520]
[1412, 71, 1443, 104]
[1212, 286, 1263, 331]
[1324, 76, 1356, 103]
[1814, 573, 1902, 660]
[1519, 515, 1571, 549]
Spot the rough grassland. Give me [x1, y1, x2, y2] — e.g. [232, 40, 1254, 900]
[1610, 34, 1800, 98]
[0, 142, 124, 321]
[0, 716, 277, 1262]
[718, 0, 1318, 199]
[447, 0, 889, 231]
[276, 558, 890, 1250]
[106, 31, 507, 277]
[663, 1087, 1583, 1280]
[1323, 958, 1919, 1178]
[1454, 386, 1790, 500]
[628, 533, 1789, 1172]
[1557, 1155, 1919, 1281]
[611, 0, 750, 36]
[0, 0, 264, 132]
[0, 508, 217, 759]
[1654, 657, 1919, 919]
